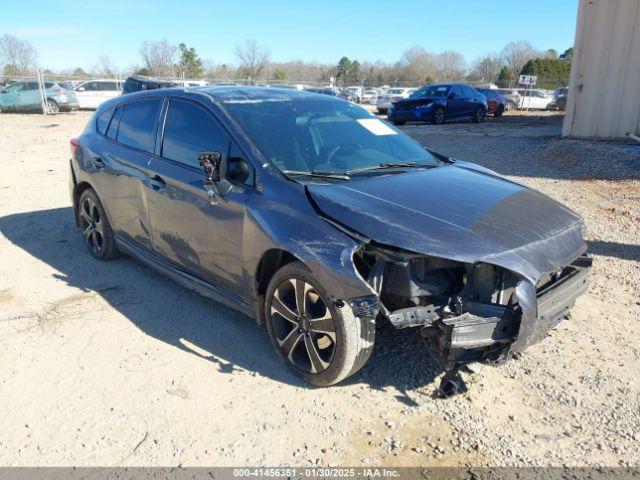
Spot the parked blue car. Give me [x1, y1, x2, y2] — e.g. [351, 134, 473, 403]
[0, 80, 79, 113]
[388, 84, 488, 126]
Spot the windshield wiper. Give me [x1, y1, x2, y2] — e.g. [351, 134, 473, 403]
[347, 162, 436, 175]
[282, 170, 350, 180]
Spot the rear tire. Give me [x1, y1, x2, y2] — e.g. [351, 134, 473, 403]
[265, 262, 375, 386]
[505, 100, 516, 112]
[392, 119, 405, 126]
[77, 188, 119, 260]
[494, 105, 504, 117]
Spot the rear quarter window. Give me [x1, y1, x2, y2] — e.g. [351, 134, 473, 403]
[96, 108, 115, 135]
[116, 99, 162, 152]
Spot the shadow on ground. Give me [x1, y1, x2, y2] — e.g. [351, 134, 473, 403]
[586, 240, 640, 262]
[0, 207, 443, 396]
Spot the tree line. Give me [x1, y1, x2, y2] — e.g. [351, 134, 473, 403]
[1, 34, 572, 89]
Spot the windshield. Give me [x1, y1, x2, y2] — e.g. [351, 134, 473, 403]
[222, 95, 440, 176]
[410, 85, 450, 98]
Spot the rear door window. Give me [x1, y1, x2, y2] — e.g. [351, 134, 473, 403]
[117, 99, 162, 152]
[102, 82, 119, 91]
[161, 99, 230, 168]
[462, 86, 475, 97]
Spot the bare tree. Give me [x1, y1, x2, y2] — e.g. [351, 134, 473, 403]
[399, 45, 436, 84]
[235, 40, 270, 83]
[434, 50, 466, 81]
[139, 39, 178, 78]
[0, 34, 38, 76]
[92, 55, 116, 78]
[468, 52, 503, 83]
[501, 41, 540, 77]
[203, 60, 233, 81]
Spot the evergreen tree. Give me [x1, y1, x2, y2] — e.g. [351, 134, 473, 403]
[178, 43, 204, 78]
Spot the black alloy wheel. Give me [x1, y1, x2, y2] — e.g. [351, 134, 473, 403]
[265, 262, 376, 386]
[77, 188, 119, 260]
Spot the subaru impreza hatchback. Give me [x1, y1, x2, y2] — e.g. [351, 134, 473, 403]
[69, 87, 591, 388]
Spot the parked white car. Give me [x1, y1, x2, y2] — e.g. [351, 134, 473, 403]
[518, 89, 553, 110]
[175, 80, 210, 87]
[376, 88, 416, 114]
[362, 89, 379, 104]
[345, 86, 363, 102]
[74, 79, 123, 109]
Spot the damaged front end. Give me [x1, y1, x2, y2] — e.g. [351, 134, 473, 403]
[353, 243, 591, 371]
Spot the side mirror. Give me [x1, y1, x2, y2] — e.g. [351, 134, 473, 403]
[198, 151, 232, 204]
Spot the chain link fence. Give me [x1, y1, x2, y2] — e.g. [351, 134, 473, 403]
[0, 71, 570, 115]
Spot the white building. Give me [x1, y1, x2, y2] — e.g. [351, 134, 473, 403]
[563, 0, 640, 139]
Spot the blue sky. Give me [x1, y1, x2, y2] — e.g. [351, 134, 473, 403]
[2, 0, 578, 71]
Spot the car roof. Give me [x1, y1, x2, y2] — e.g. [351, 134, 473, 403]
[196, 86, 345, 103]
[111, 86, 346, 107]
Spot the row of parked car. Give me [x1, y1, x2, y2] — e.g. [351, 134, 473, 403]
[0, 76, 569, 116]
[0, 79, 122, 113]
[0, 77, 212, 113]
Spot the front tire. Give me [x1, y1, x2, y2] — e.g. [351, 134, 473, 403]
[432, 106, 446, 124]
[473, 107, 485, 123]
[46, 99, 59, 114]
[77, 188, 119, 260]
[494, 105, 504, 117]
[265, 262, 375, 386]
[391, 119, 405, 126]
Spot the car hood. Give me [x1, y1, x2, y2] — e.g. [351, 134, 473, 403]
[306, 162, 586, 283]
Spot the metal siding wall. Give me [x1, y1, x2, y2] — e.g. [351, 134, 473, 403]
[563, 0, 640, 139]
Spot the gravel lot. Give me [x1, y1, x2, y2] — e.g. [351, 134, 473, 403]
[0, 111, 638, 467]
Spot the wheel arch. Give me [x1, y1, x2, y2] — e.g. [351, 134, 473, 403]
[254, 248, 300, 326]
[72, 181, 94, 226]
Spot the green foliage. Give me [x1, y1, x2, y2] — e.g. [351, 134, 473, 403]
[560, 47, 573, 60]
[272, 68, 286, 82]
[520, 57, 571, 89]
[497, 66, 514, 88]
[335, 56, 361, 86]
[135, 67, 152, 76]
[178, 42, 204, 78]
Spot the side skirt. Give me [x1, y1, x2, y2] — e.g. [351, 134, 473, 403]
[115, 236, 256, 319]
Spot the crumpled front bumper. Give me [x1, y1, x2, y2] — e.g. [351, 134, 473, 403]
[388, 103, 436, 122]
[432, 254, 592, 369]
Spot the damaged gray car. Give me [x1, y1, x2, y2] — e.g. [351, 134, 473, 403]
[69, 87, 591, 390]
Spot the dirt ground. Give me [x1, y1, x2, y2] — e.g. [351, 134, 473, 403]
[0, 111, 638, 467]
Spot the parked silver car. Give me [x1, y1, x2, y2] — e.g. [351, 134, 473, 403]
[376, 88, 416, 114]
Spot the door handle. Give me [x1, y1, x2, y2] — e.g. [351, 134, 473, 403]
[147, 175, 166, 191]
